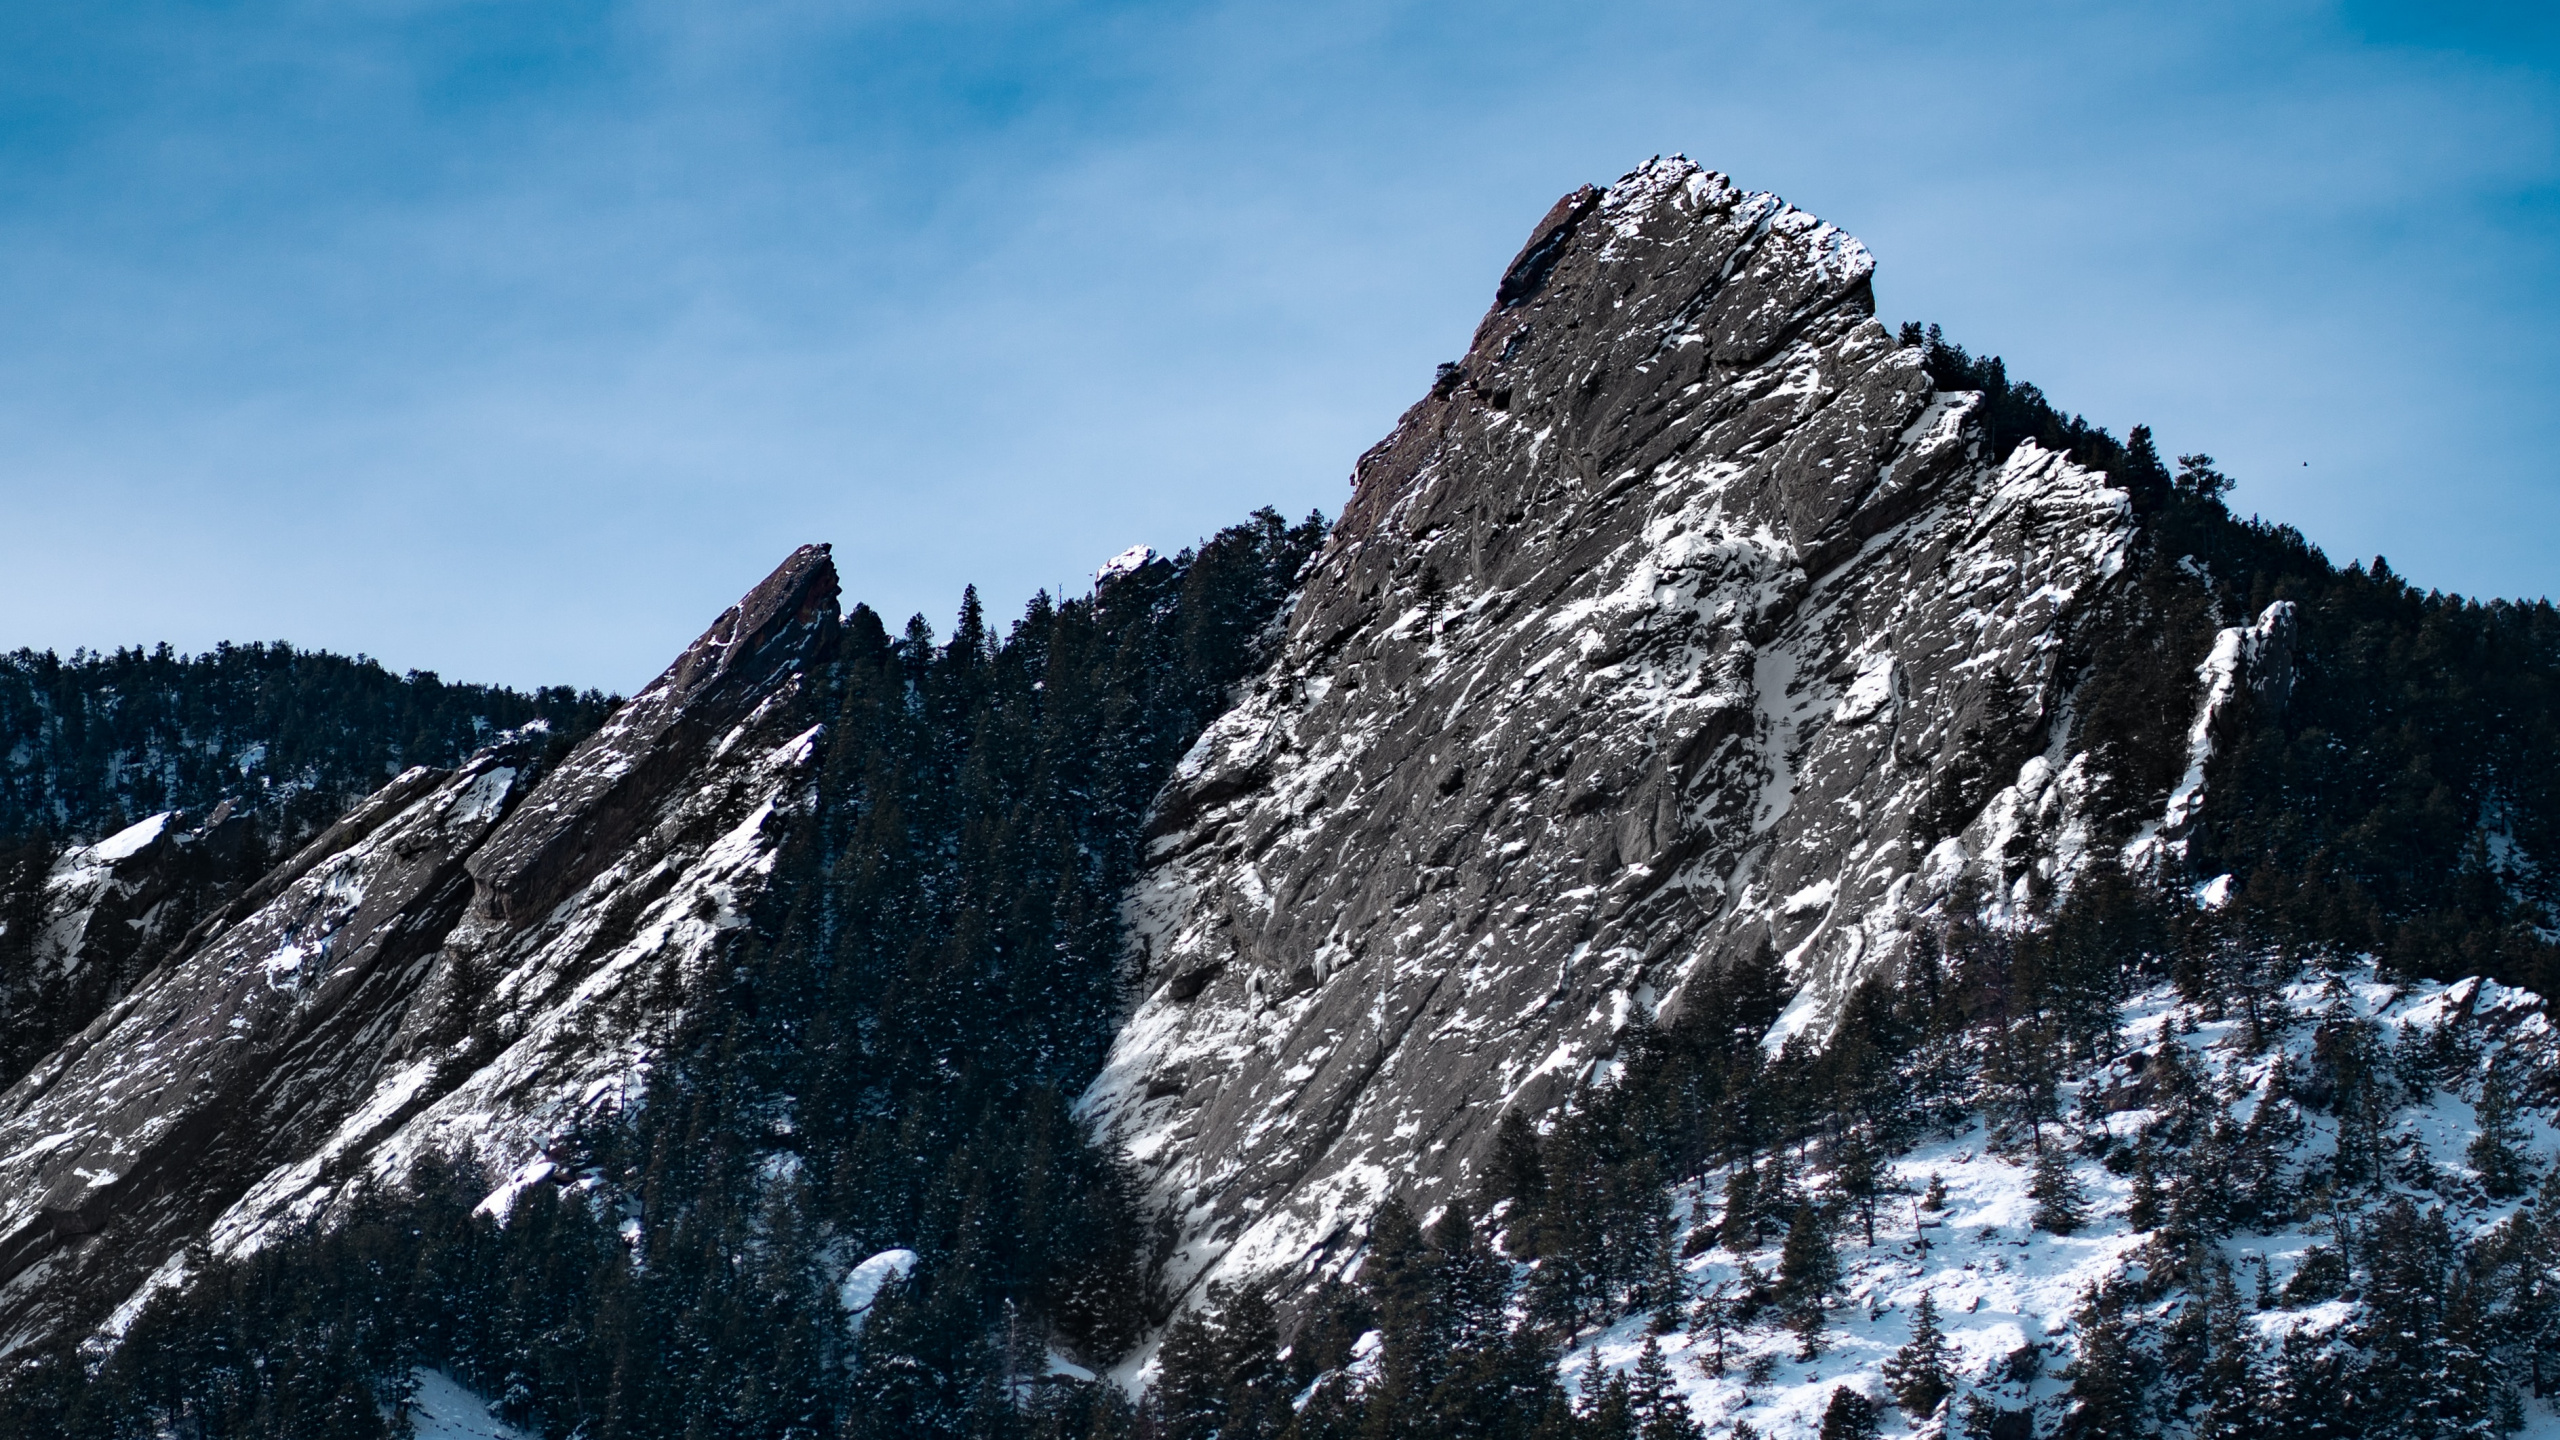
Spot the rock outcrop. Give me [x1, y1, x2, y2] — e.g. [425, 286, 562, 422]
[0, 546, 839, 1354]
[1079, 158, 2139, 1308]
[21, 805, 254, 1005]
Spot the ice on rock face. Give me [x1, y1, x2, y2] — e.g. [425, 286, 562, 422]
[1080, 156, 2144, 1321]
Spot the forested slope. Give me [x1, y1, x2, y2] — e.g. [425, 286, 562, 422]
[0, 509, 1325, 1439]
[0, 646, 617, 1091]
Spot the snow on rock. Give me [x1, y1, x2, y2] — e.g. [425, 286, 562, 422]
[0, 546, 844, 1357]
[13, 806, 250, 992]
[1080, 155, 2140, 1322]
[2143, 600, 2295, 860]
[1098, 545, 1158, 583]
[85, 813, 170, 864]
[840, 1248, 920, 1333]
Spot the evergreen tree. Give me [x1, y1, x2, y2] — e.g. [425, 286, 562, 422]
[2126, 1141, 2165, 1232]
[1690, 1282, 1734, 1379]
[1483, 1108, 1549, 1229]
[1775, 1203, 1837, 1354]
[2194, 1262, 2262, 1440]
[1834, 1128, 1886, 1249]
[1719, 1163, 1761, 1251]
[1152, 1281, 1287, 1440]
[2504, 1168, 2560, 1399]
[1627, 1336, 1702, 1440]
[1816, 1386, 1880, 1440]
[1572, 1351, 1636, 1440]
[2059, 1286, 2145, 1440]
[1881, 1291, 1953, 1418]
[2030, 1143, 2088, 1235]
[2469, 1057, 2531, 1199]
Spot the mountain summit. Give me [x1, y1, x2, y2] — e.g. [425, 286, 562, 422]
[1081, 156, 2145, 1313]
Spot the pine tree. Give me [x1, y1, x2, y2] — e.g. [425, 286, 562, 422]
[1153, 1302, 1228, 1440]
[2030, 1143, 2088, 1235]
[1719, 1162, 1760, 1251]
[1817, 1386, 1881, 1440]
[2232, 1062, 2302, 1227]
[2195, 1262, 2261, 1440]
[1834, 1129, 1885, 1249]
[1881, 1291, 1953, 1418]
[1573, 1351, 1636, 1440]
[2126, 1141, 2165, 1231]
[1628, 1336, 1702, 1440]
[1432, 1200, 1513, 1354]
[2059, 1286, 2145, 1440]
[2507, 1168, 2560, 1399]
[1483, 1108, 1549, 1226]
[2469, 1057, 2531, 1200]
[1775, 1203, 1837, 1355]
[2262, 1328, 2347, 1438]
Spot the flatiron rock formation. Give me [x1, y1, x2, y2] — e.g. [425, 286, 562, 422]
[0, 546, 840, 1354]
[1079, 157, 2141, 1307]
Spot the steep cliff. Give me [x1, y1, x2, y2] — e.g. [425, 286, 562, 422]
[0, 546, 838, 1354]
[1080, 158, 2154, 1309]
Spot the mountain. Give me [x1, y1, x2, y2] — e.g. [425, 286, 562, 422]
[1081, 158, 2148, 1315]
[0, 157, 2555, 1440]
[0, 640, 615, 852]
[0, 546, 838, 1355]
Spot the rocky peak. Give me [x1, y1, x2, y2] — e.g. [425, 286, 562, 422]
[1080, 157, 2140, 1311]
[0, 547, 841, 1355]
[466, 542, 839, 927]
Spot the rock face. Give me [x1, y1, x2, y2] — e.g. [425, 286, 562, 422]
[21, 806, 254, 1006]
[0, 546, 839, 1354]
[1079, 159, 2139, 1307]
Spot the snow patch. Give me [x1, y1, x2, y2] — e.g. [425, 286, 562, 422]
[1098, 545, 1157, 582]
[405, 1368, 536, 1440]
[88, 812, 169, 863]
[840, 1248, 919, 1333]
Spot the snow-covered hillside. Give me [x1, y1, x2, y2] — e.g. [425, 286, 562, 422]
[1551, 962, 2560, 1437]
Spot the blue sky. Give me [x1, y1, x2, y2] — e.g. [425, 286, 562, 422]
[0, 0, 2551, 692]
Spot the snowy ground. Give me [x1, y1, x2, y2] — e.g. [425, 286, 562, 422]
[404, 1369, 533, 1440]
[1555, 964, 2560, 1437]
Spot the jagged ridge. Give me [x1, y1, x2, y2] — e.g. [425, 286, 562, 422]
[1081, 157, 2144, 1319]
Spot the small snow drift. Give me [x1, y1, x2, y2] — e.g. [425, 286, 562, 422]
[839, 1248, 920, 1334]
[405, 1369, 536, 1440]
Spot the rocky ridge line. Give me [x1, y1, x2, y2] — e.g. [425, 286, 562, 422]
[1080, 157, 2153, 1316]
[0, 546, 841, 1356]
